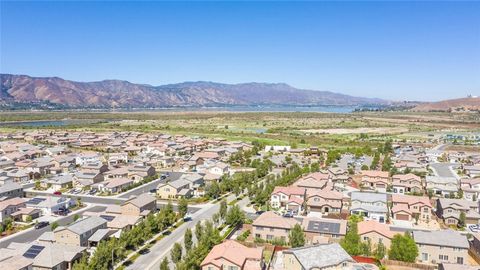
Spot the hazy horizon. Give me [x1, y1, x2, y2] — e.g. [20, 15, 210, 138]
[1, 1, 479, 102]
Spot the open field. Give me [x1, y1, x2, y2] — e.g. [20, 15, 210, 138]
[1, 111, 479, 149]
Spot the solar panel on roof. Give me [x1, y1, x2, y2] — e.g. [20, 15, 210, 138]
[23, 245, 45, 259]
[307, 221, 340, 234]
[27, 198, 46, 205]
[100, 215, 115, 221]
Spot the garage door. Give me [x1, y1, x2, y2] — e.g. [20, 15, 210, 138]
[396, 214, 410, 221]
[310, 206, 322, 213]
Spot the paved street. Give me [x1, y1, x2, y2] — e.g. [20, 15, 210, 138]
[0, 205, 107, 248]
[126, 194, 251, 270]
[430, 162, 460, 179]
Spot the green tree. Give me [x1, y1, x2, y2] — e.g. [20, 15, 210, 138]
[195, 222, 203, 241]
[184, 228, 193, 250]
[225, 205, 245, 226]
[50, 221, 59, 231]
[375, 242, 387, 260]
[73, 214, 80, 222]
[171, 242, 183, 263]
[219, 199, 227, 220]
[361, 239, 372, 256]
[160, 257, 170, 270]
[178, 197, 188, 217]
[72, 252, 90, 270]
[340, 219, 361, 255]
[388, 233, 418, 262]
[206, 182, 221, 199]
[459, 211, 466, 228]
[289, 224, 305, 248]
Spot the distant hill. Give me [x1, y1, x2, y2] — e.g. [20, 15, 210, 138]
[0, 74, 388, 108]
[413, 97, 480, 112]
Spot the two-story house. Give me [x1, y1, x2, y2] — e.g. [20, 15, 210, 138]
[350, 191, 388, 223]
[391, 194, 432, 223]
[414, 230, 469, 265]
[436, 198, 480, 226]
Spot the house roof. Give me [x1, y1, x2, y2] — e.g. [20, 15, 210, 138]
[351, 191, 387, 203]
[123, 193, 155, 208]
[413, 230, 469, 248]
[358, 220, 396, 239]
[272, 186, 305, 196]
[0, 197, 26, 211]
[252, 211, 299, 229]
[391, 194, 432, 208]
[56, 216, 106, 235]
[284, 243, 354, 269]
[200, 240, 262, 268]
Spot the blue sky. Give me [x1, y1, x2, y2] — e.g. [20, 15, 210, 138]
[1, 1, 479, 101]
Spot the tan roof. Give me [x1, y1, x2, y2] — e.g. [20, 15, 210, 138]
[272, 186, 305, 196]
[361, 170, 390, 178]
[252, 211, 299, 229]
[391, 194, 432, 208]
[358, 220, 396, 239]
[392, 204, 411, 215]
[201, 240, 262, 268]
[123, 193, 156, 208]
[0, 197, 26, 211]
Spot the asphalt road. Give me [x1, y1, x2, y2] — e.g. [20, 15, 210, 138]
[430, 162, 460, 179]
[0, 205, 107, 248]
[126, 194, 251, 270]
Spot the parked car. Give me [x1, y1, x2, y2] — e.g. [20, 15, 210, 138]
[35, 221, 49, 229]
[283, 210, 294, 218]
[53, 191, 62, 195]
[183, 212, 192, 221]
[469, 224, 480, 233]
[89, 189, 97, 195]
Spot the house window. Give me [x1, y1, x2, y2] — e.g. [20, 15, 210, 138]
[267, 235, 273, 240]
[422, 253, 428, 261]
[457, 257, 464, 264]
[439, 255, 449, 261]
[228, 266, 238, 270]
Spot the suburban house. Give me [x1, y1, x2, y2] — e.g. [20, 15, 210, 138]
[0, 241, 86, 270]
[391, 194, 432, 223]
[392, 173, 423, 194]
[270, 186, 306, 210]
[426, 176, 458, 197]
[74, 171, 104, 187]
[350, 192, 388, 223]
[305, 189, 344, 215]
[464, 165, 480, 178]
[0, 182, 23, 199]
[44, 174, 74, 191]
[157, 179, 192, 199]
[0, 197, 27, 223]
[280, 243, 356, 270]
[413, 230, 469, 265]
[120, 194, 157, 216]
[54, 216, 107, 247]
[435, 198, 480, 226]
[252, 211, 299, 243]
[460, 178, 480, 201]
[358, 220, 396, 250]
[100, 177, 134, 193]
[301, 217, 347, 244]
[360, 170, 391, 192]
[200, 240, 264, 270]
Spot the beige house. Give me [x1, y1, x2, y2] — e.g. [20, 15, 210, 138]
[54, 216, 107, 247]
[121, 193, 156, 216]
[252, 211, 299, 243]
[200, 240, 263, 270]
[358, 220, 396, 250]
[281, 243, 356, 270]
[413, 230, 469, 265]
[391, 194, 432, 222]
[157, 179, 191, 199]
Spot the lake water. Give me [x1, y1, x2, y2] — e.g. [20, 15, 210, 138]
[126, 105, 359, 113]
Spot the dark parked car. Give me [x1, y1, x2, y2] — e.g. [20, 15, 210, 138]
[35, 221, 49, 229]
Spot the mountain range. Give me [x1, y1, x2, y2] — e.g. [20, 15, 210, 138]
[0, 74, 388, 108]
[413, 96, 480, 112]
